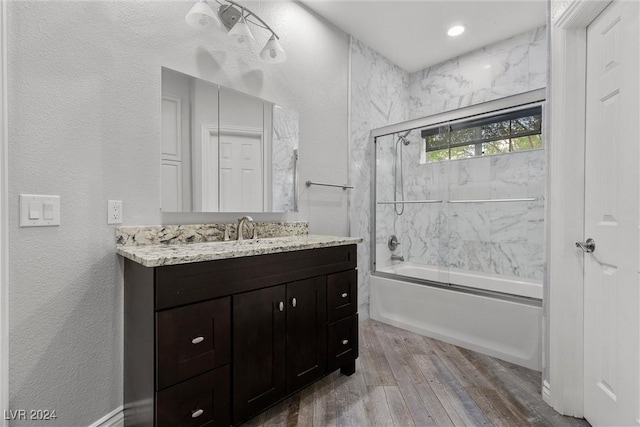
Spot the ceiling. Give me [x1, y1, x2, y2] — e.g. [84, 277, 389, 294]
[299, 0, 547, 73]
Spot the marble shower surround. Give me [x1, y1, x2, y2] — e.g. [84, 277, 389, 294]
[349, 39, 410, 317]
[117, 221, 308, 247]
[409, 27, 547, 120]
[272, 106, 299, 212]
[349, 26, 548, 315]
[375, 142, 545, 281]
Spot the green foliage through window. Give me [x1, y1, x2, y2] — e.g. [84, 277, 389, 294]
[421, 105, 542, 162]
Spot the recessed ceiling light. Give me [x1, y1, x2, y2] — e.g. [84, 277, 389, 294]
[447, 25, 465, 37]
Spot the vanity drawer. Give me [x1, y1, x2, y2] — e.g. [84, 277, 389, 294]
[327, 270, 357, 322]
[327, 314, 359, 371]
[156, 365, 230, 427]
[156, 297, 230, 390]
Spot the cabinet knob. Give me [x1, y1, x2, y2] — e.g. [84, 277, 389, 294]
[342, 339, 349, 345]
[291, 297, 297, 308]
[278, 301, 284, 312]
[191, 409, 204, 418]
[341, 292, 348, 298]
[191, 336, 204, 345]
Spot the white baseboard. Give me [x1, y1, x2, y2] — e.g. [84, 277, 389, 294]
[542, 380, 552, 406]
[88, 406, 124, 427]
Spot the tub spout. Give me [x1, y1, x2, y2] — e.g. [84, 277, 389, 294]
[391, 254, 405, 262]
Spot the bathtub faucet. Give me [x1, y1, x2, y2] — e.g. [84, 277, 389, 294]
[391, 254, 405, 262]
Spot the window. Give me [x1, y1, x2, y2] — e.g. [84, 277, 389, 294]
[421, 105, 542, 162]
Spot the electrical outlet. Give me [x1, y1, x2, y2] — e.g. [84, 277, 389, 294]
[107, 200, 123, 224]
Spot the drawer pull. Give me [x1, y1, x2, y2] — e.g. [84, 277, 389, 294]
[341, 292, 348, 298]
[191, 336, 204, 345]
[191, 408, 204, 418]
[291, 297, 297, 308]
[342, 339, 349, 345]
[278, 301, 284, 312]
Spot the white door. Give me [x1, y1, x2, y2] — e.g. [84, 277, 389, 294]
[219, 133, 263, 212]
[583, 1, 639, 425]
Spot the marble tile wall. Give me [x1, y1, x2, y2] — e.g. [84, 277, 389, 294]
[409, 27, 547, 119]
[272, 105, 299, 212]
[376, 142, 545, 281]
[350, 26, 548, 314]
[349, 38, 410, 317]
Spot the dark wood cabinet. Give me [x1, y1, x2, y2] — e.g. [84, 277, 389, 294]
[156, 366, 230, 427]
[233, 277, 328, 424]
[156, 297, 231, 390]
[286, 277, 327, 394]
[123, 245, 358, 427]
[232, 286, 287, 424]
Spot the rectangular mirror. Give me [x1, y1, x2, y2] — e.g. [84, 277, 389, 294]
[161, 67, 298, 212]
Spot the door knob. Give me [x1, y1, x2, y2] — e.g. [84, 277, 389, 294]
[278, 301, 284, 312]
[575, 238, 596, 253]
[291, 297, 297, 308]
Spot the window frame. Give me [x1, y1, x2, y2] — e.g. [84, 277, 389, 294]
[421, 104, 543, 162]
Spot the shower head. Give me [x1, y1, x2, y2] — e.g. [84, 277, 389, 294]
[397, 130, 411, 146]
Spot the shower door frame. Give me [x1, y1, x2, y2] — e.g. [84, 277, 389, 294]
[369, 88, 546, 303]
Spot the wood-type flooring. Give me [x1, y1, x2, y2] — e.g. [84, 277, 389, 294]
[242, 319, 590, 427]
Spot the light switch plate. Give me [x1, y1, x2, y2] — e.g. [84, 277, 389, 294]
[20, 194, 60, 227]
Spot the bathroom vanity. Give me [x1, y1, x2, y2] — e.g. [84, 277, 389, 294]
[118, 230, 360, 426]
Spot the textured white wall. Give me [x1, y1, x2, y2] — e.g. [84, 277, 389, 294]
[8, 1, 348, 425]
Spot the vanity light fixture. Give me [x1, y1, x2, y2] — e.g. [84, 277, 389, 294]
[185, 0, 286, 63]
[447, 25, 465, 37]
[185, 0, 221, 29]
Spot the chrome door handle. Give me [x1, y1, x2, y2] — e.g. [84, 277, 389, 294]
[278, 301, 284, 312]
[291, 297, 297, 308]
[575, 238, 596, 253]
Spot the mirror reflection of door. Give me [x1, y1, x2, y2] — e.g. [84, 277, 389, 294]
[219, 133, 263, 212]
[160, 68, 297, 213]
[218, 86, 267, 212]
[161, 70, 193, 212]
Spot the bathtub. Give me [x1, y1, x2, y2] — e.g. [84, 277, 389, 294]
[378, 263, 543, 299]
[370, 263, 542, 370]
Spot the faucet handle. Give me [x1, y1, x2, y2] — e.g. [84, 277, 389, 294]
[223, 224, 230, 241]
[252, 224, 258, 240]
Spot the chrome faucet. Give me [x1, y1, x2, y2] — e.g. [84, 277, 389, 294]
[236, 216, 254, 242]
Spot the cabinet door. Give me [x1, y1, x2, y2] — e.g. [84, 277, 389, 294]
[286, 277, 327, 393]
[233, 285, 286, 424]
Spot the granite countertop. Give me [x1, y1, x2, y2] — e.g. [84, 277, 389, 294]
[117, 235, 362, 267]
